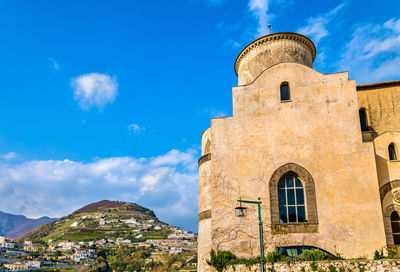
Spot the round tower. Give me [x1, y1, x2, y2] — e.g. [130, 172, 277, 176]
[234, 32, 316, 85]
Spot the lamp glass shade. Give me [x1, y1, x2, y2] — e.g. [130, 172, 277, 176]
[235, 206, 247, 217]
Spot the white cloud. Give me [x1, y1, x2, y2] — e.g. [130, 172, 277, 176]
[151, 149, 196, 168]
[338, 17, 400, 83]
[71, 73, 118, 111]
[127, 123, 145, 135]
[248, 0, 271, 37]
[297, 3, 345, 44]
[224, 39, 241, 49]
[0, 149, 198, 231]
[48, 58, 60, 70]
[200, 107, 229, 118]
[0, 152, 17, 160]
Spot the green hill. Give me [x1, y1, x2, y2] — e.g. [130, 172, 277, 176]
[20, 200, 169, 243]
[15, 200, 197, 271]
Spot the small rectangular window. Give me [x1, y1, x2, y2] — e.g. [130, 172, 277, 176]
[280, 83, 290, 101]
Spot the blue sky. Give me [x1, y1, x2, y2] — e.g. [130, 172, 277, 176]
[0, 0, 399, 232]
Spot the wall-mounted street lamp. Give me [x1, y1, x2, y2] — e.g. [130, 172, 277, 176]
[235, 197, 265, 272]
[234, 200, 247, 217]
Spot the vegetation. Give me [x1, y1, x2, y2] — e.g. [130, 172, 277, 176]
[328, 264, 337, 272]
[20, 200, 169, 243]
[265, 250, 284, 263]
[298, 249, 334, 261]
[374, 246, 400, 260]
[310, 261, 318, 271]
[72, 200, 155, 217]
[11, 200, 197, 272]
[207, 250, 238, 272]
[374, 248, 385, 260]
[207, 248, 353, 272]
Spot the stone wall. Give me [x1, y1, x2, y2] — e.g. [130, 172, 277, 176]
[357, 84, 400, 135]
[224, 259, 400, 272]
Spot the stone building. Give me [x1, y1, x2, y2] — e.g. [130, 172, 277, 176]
[198, 32, 400, 271]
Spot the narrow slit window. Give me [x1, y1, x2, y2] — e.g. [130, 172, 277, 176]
[389, 143, 397, 161]
[359, 109, 368, 132]
[280, 82, 290, 101]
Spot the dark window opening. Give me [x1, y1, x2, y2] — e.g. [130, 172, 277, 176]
[359, 109, 368, 132]
[280, 82, 290, 101]
[278, 173, 306, 223]
[278, 246, 335, 258]
[391, 212, 400, 245]
[389, 143, 397, 161]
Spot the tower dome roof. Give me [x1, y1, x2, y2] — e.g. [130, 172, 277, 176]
[234, 32, 316, 85]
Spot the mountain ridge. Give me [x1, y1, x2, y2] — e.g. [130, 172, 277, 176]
[0, 210, 57, 239]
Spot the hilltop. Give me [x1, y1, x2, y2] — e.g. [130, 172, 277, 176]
[15, 200, 197, 271]
[21, 200, 166, 243]
[72, 200, 155, 217]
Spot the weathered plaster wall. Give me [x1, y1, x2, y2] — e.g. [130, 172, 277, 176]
[198, 62, 387, 271]
[198, 148, 212, 272]
[202, 128, 211, 156]
[357, 85, 400, 135]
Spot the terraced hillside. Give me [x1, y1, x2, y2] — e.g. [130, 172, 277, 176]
[22, 200, 170, 243]
[15, 200, 197, 271]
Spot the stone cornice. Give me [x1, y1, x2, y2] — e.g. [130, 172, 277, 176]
[198, 210, 211, 221]
[356, 80, 400, 91]
[198, 153, 211, 167]
[234, 32, 316, 76]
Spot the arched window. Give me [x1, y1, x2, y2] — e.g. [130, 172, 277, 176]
[280, 82, 290, 101]
[389, 143, 397, 161]
[391, 211, 400, 245]
[278, 173, 306, 223]
[359, 108, 368, 132]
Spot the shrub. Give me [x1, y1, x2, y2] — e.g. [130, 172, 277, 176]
[328, 264, 337, 272]
[265, 250, 284, 263]
[387, 246, 400, 259]
[335, 253, 344, 260]
[310, 261, 318, 271]
[207, 249, 238, 272]
[374, 248, 385, 260]
[299, 249, 333, 261]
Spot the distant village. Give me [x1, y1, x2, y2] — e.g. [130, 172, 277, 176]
[0, 211, 197, 271]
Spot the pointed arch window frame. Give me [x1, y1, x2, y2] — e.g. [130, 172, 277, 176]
[384, 205, 400, 245]
[269, 163, 318, 233]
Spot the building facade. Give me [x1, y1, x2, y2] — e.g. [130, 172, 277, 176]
[198, 32, 400, 271]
